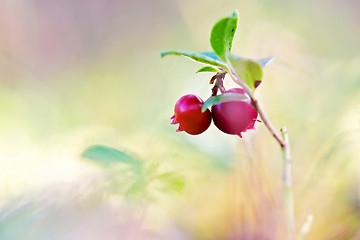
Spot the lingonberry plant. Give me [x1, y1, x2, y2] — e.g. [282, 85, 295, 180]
[161, 10, 313, 240]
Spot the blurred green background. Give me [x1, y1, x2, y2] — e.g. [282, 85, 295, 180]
[0, 0, 359, 239]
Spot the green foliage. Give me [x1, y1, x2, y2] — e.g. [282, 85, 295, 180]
[160, 50, 227, 69]
[155, 172, 185, 194]
[202, 92, 250, 112]
[196, 66, 221, 73]
[210, 11, 238, 62]
[160, 11, 274, 93]
[126, 177, 146, 196]
[82, 145, 141, 168]
[199, 51, 222, 61]
[82, 145, 185, 197]
[230, 56, 263, 91]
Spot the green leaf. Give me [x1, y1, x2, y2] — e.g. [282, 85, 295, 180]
[82, 145, 141, 167]
[199, 51, 222, 61]
[230, 56, 263, 91]
[202, 92, 250, 112]
[196, 66, 220, 73]
[160, 50, 227, 69]
[210, 11, 238, 62]
[156, 172, 185, 194]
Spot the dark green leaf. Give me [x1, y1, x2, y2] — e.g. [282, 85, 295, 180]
[156, 172, 185, 194]
[210, 11, 238, 62]
[82, 145, 140, 167]
[160, 50, 227, 69]
[202, 92, 250, 112]
[230, 56, 263, 91]
[196, 66, 220, 73]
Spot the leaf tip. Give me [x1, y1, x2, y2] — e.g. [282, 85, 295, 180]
[254, 80, 262, 88]
[258, 56, 275, 67]
[196, 66, 220, 74]
[201, 105, 208, 113]
[265, 56, 275, 64]
[160, 51, 168, 58]
[232, 10, 239, 19]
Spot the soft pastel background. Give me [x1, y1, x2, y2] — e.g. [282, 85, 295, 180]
[0, 0, 360, 239]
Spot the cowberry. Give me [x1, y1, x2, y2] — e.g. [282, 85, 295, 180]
[171, 94, 212, 135]
[211, 88, 258, 137]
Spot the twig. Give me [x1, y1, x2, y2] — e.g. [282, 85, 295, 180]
[215, 72, 226, 93]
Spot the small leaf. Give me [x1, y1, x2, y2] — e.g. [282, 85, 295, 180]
[156, 172, 185, 194]
[210, 11, 238, 62]
[202, 92, 250, 112]
[160, 50, 227, 69]
[82, 145, 141, 167]
[196, 66, 220, 73]
[230, 56, 263, 91]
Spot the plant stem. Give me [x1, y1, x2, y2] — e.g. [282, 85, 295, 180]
[227, 66, 295, 239]
[281, 127, 295, 240]
[254, 100, 286, 147]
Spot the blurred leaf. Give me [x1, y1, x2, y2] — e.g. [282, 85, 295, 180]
[156, 172, 185, 194]
[82, 145, 141, 168]
[202, 92, 250, 112]
[160, 50, 227, 69]
[0, 203, 41, 239]
[230, 56, 263, 91]
[210, 11, 238, 62]
[126, 178, 146, 196]
[144, 161, 159, 176]
[196, 66, 221, 73]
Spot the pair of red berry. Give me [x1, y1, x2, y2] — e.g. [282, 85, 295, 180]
[171, 88, 258, 137]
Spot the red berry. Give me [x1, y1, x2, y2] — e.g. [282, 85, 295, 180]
[211, 88, 258, 137]
[171, 94, 212, 135]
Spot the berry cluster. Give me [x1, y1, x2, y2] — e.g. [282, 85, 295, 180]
[171, 88, 258, 137]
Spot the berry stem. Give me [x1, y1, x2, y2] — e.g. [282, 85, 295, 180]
[215, 72, 226, 93]
[210, 72, 227, 97]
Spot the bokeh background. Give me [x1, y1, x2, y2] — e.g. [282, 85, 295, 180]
[0, 0, 360, 239]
